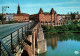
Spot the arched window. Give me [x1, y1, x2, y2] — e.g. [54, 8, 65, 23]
[25, 18, 26, 20]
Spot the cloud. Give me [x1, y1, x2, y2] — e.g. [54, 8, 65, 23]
[56, 7, 80, 9]
[21, 1, 79, 7]
[0, 2, 17, 13]
[73, 0, 77, 2]
[0, 2, 17, 7]
[55, 6, 80, 14]
[0, 0, 80, 14]
[0, 1, 79, 8]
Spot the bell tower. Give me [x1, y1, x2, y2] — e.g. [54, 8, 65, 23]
[38, 8, 43, 14]
[50, 8, 54, 22]
[17, 4, 21, 14]
[38, 8, 44, 22]
[50, 8, 54, 14]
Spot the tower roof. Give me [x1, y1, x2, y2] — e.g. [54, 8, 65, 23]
[17, 4, 21, 14]
[18, 3, 20, 7]
[50, 8, 54, 14]
[39, 8, 43, 14]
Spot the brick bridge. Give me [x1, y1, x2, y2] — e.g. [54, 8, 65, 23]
[0, 21, 47, 56]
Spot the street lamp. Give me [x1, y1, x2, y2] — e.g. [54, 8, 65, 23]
[2, 6, 9, 24]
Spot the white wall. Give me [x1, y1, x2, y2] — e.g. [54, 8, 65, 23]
[6, 14, 14, 21]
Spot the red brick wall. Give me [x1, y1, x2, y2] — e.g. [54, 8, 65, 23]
[39, 14, 45, 22]
[35, 14, 39, 21]
[45, 15, 51, 22]
[14, 15, 29, 21]
[51, 14, 54, 22]
[38, 13, 56, 22]
[55, 14, 57, 22]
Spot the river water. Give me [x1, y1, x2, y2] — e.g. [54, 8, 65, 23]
[38, 34, 80, 56]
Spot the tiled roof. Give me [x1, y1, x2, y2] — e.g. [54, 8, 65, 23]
[44, 12, 50, 15]
[14, 13, 29, 16]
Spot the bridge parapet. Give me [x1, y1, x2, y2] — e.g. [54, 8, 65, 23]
[18, 22, 41, 56]
[0, 21, 35, 56]
[0, 22, 47, 56]
[28, 22, 47, 54]
[20, 22, 47, 56]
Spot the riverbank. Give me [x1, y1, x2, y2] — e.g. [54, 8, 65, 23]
[42, 23, 80, 35]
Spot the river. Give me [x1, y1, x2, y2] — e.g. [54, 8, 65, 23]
[38, 34, 80, 56]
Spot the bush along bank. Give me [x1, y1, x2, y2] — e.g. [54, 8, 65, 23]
[42, 23, 80, 35]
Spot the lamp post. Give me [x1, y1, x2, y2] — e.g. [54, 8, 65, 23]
[2, 6, 9, 24]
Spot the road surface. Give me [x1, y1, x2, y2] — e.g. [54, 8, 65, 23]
[0, 22, 30, 39]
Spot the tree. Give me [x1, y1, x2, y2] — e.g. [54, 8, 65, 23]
[0, 15, 2, 20]
[77, 11, 79, 14]
[68, 12, 69, 15]
[29, 15, 35, 20]
[70, 12, 72, 15]
[71, 13, 75, 20]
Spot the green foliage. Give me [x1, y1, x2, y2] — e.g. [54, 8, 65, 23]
[42, 25, 58, 34]
[42, 23, 80, 34]
[9, 20, 18, 23]
[70, 13, 75, 20]
[29, 15, 35, 20]
[0, 15, 2, 20]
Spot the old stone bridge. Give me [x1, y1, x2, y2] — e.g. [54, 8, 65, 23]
[0, 21, 47, 56]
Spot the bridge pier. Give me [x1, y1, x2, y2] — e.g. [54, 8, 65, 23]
[36, 27, 47, 54]
[31, 22, 47, 54]
[16, 22, 47, 56]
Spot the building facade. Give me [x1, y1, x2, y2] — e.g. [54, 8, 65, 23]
[29, 8, 68, 26]
[14, 4, 29, 22]
[38, 8, 57, 22]
[6, 13, 14, 21]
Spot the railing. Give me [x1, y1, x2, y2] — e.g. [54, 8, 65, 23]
[0, 21, 36, 56]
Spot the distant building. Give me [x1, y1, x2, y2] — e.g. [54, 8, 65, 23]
[29, 14, 38, 21]
[30, 8, 59, 26]
[75, 14, 79, 19]
[29, 8, 69, 26]
[38, 8, 57, 23]
[14, 4, 29, 22]
[6, 13, 14, 21]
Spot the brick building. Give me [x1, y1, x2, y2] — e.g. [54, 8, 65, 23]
[14, 4, 29, 22]
[30, 8, 58, 26]
[30, 8, 76, 26]
[38, 8, 57, 23]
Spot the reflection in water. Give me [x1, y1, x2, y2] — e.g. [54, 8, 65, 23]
[38, 34, 80, 56]
[47, 36, 59, 50]
[46, 33, 80, 42]
[58, 34, 80, 41]
[37, 52, 47, 56]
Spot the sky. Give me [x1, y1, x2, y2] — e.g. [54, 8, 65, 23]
[0, 0, 80, 15]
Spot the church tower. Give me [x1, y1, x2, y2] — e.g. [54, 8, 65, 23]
[50, 8, 54, 22]
[50, 8, 54, 14]
[38, 8, 43, 14]
[17, 4, 21, 14]
[38, 8, 44, 22]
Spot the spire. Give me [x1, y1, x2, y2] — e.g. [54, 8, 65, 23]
[50, 8, 54, 14]
[18, 3, 20, 8]
[17, 4, 21, 14]
[18, 3, 19, 7]
[39, 8, 43, 14]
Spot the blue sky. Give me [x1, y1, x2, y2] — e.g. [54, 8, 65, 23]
[0, 0, 80, 14]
